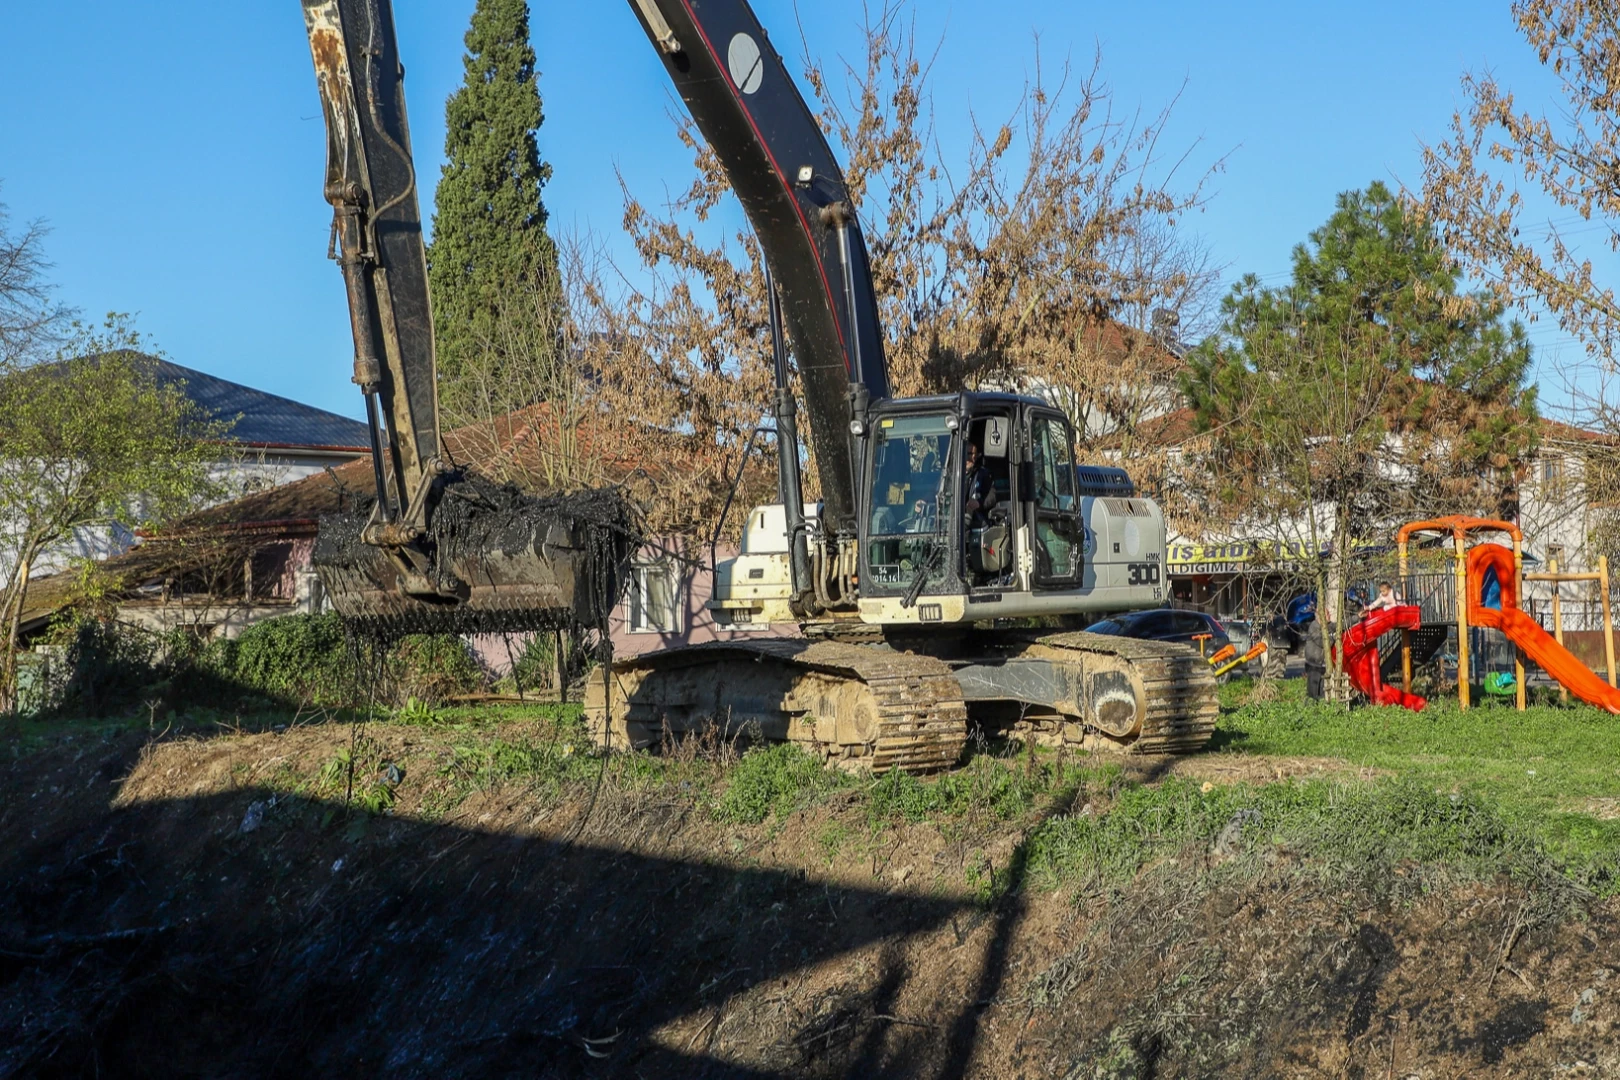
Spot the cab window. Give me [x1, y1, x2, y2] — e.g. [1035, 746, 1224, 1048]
[866, 414, 953, 536]
[1029, 414, 1080, 582]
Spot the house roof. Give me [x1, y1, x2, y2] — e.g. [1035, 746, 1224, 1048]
[76, 353, 372, 451]
[18, 399, 752, 633]
[1537, 416, 1618, 448]
[1090, 407, 1199, 453]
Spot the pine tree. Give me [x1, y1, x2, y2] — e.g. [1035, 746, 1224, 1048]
[1184, 180, 1539, 519]
[428, 0, 558, 393]
[1181, 182, 1539, 695]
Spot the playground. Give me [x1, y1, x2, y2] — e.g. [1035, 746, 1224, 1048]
[1337, 516, 1620, 715]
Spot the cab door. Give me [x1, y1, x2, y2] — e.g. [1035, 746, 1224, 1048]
[1027, 411, 1083, 588]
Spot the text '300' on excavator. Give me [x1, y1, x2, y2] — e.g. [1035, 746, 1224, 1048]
[299, 0, 1218, 773]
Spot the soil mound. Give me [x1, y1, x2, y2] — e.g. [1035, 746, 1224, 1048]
[2, 726, 1617, 1078]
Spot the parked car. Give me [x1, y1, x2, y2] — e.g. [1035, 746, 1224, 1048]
[1084, 609, 1231, 657]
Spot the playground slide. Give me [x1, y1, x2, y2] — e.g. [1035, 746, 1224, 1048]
[1468, 543, 1620, 714]
[1341, 604, 1427, 711]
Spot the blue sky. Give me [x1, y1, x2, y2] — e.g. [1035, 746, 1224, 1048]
[0, 1, 1592, 422]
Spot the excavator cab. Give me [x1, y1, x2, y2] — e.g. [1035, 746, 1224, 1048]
[855, 394, 1089, 624]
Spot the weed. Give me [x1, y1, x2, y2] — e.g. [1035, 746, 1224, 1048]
[965, 853, 1017, 908]
[815, 821, 851, 866]
[713, 744, 846, 825]
[318, 746, 355, 791]
[864, 753, 1094, 826]
[393, 698, 440, 726]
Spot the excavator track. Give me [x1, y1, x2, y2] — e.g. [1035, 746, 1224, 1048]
[980, 630, 1221, 754]
[585, 639, 969, 773]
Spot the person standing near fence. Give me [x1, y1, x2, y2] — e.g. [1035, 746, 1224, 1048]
[1304, 614, 1337, 700]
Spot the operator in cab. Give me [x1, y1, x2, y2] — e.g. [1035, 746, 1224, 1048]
[964, 441, 997, 527]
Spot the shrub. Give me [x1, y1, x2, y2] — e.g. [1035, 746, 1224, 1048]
[224, 613, 358, 707]
[508, 634, 555, 692]
[47, 618, 164, 716]
[31, 611, 489, 717]
[385, 634, 484, 705]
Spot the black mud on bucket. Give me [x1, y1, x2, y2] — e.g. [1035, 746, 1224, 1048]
[312, 471, 640, 639]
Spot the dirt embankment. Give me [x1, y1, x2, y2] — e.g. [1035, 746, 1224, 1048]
[2, 725, 1618, 1079]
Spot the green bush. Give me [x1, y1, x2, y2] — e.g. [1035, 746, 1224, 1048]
[47, 618, 165, 716]
[713, 744, 843, 824]
[198, 616, 485, 709]
[386, 634, 484, 705]
[30, 612, 488, 717]
[222, 613, 357, 707]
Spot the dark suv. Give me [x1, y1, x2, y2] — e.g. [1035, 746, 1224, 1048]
[1084, 609, 1231, 656]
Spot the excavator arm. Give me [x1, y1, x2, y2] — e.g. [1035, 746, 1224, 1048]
[303, 0, 885, 629]
[302, 0, 633, 633]
[302, 0, 450, 595]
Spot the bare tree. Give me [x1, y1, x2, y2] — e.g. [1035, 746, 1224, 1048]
[1421, 0, 1620, 366]
[0, 190, 74, 366]
[440, 232, 607, 495]
[592, 1, 1221, 531]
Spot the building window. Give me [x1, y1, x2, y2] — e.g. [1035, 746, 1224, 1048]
[628, 562, 682, 634]
[1544, 456, 1565, 483]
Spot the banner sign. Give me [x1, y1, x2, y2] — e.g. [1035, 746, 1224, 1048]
[1166, 539, 1379, 576]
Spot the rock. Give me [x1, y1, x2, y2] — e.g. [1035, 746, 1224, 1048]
[1212, 808, 1263, 857]
[1572, 987, 1597, 1025]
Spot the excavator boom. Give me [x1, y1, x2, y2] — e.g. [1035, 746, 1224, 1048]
[628, 0, 889, 534]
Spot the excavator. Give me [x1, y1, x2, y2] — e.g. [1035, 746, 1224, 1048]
[300, 0, 1219, 773]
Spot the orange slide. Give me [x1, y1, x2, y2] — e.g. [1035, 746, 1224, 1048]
[1341, 605, 1427, 711]
[1468, 543, 1620, 714]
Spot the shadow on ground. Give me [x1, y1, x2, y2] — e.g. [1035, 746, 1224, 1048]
[0, 739, 972, 1079]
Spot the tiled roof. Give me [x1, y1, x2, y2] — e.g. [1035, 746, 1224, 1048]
[77, 353, 371, 451]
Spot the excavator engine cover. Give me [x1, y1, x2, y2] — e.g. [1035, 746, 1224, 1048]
[313, 473, 638, 637]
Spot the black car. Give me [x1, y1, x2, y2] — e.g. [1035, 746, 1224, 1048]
[1084, 609, 1231, 657]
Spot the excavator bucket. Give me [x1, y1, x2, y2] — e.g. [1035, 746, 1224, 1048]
[312, 474, 638, 637]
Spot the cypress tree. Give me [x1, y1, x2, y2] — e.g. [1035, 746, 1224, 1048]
[428, 0, 558, 389]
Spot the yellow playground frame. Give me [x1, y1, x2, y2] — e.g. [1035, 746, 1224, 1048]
[1396, 515, 1617, 710]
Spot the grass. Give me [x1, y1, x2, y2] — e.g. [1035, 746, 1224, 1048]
[1022, 774, 1593, 897]
[1215, 676, 1620, 869]
[17, 677, 1620, 899]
